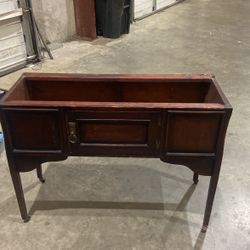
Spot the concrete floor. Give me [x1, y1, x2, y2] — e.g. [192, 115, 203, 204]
[0, 0, 250, 249]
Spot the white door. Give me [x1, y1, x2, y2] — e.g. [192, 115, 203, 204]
[156, 0, 177, 10]
[0, 0, 17, 14]
[134, 0, 154, 20]
[0, 0, 27, 76]
[134, 0, 178, 20]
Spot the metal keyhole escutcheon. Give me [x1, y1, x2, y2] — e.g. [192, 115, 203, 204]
[68, 122, 78, 144]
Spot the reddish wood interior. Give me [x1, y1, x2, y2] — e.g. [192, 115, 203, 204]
[5, 78, 224, 104]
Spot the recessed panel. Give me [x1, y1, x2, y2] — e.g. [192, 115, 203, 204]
[79, 120, 148, 145]
[166, 112, 222, 153]
[67, 111, 160, 156]
[5, 109, 62, 152]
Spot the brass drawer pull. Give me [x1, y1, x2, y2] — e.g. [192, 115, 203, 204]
[68, 122, 78, 144]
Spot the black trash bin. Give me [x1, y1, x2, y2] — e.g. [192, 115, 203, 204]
[95, 0, 131, 39]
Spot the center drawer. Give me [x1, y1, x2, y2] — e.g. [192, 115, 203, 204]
[66, 110, 160, 157]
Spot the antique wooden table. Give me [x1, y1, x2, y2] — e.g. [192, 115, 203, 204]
[0, 73, 232, 232]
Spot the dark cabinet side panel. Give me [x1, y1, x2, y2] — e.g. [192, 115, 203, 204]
[161, 110, 224, 175]
[166, 111, 223, 154]
[2, 108, 66, 155]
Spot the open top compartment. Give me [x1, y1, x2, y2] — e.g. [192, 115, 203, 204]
[2, 73, 227, 107]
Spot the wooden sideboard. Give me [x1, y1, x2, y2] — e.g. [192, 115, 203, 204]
[0, 73, 232, 232]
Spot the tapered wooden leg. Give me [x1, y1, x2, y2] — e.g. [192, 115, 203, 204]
[193, 172, 199, 184]
[202, 173, 220, 233]
[9, 169, 30, 222]
[36, 165, 45, 183]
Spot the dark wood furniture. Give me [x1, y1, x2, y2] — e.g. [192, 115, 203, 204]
[73, 0, 97, 40]
[0, 73, 232, 232]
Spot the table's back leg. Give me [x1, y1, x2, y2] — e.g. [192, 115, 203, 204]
[193, 172, 199, 184]
[36, 165, 45, 183]
[9, 168, 30, 222]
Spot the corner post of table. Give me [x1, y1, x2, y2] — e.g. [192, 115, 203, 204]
[202, 109, 232, 232]
[1, 110, 31, 223]
[9, 166, 30, 222]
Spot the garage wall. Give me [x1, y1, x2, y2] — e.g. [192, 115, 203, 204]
[31, 0, 76, 43]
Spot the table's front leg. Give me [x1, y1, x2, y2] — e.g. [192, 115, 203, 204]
[8, 159, 46, 222]
[7, 155, 67, 222]
[202, 171, 220, 232]
[9, 167, 30, 222]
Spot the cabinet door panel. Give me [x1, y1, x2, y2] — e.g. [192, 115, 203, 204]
[79, 120, 148, 144]
[67, 111, 160, 156]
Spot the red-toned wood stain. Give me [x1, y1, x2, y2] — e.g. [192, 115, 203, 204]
[73, 0, 97, 39]
[0, 73, 232, 232]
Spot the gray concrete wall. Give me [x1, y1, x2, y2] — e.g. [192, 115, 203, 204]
[31, 0, 76, 43]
